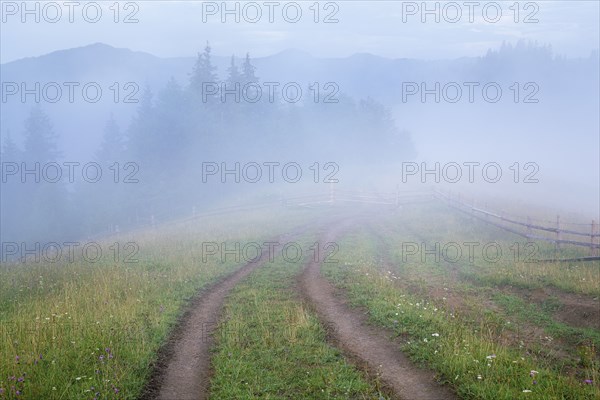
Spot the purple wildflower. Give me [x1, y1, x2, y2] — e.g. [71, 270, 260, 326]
[584, 379, 593, 385]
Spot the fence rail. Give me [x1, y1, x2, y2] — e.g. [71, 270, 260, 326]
[87, 187, 599, 260]
[434, 189, 600, 254]
[467, 206, 600, 237]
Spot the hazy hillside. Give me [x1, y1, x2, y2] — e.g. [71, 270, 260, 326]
[3, 42, 597, 161]
[2, 42, 599, 214]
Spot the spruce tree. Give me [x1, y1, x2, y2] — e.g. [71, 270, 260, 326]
[189, 42, 218, 101]
[23, 105, 61, 163]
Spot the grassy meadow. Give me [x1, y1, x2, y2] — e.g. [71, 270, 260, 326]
[0, 201, 598, 399]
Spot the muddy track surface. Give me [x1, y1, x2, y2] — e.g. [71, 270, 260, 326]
[299, 221, 457, 400]
[143, 228, 306, 400]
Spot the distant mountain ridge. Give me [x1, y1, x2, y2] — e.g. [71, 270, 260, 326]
[1, 42, 598, 161]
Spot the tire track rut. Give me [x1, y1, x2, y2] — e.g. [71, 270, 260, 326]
[144, 229, 304, 400]
[299, 221, 456, 400]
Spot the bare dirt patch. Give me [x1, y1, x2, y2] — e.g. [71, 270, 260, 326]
[367, 219, 597, 368]
[519, 286, 600, 331]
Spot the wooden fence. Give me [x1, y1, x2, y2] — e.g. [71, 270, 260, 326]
[88, 187, 599, 262]
[433, 189, 600, 258]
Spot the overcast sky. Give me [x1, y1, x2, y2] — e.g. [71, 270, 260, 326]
[1, 1, 599, 62]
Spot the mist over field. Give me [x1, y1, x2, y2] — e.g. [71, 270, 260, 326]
[2, 42, 598, 245]
[0, 2, 599, 399]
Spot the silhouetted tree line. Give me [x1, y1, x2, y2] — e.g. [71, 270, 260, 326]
[1, 44, 414, 246]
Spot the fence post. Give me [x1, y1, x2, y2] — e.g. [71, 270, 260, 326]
[592, 220, 597, 256]
[555, 215, 561, 257]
